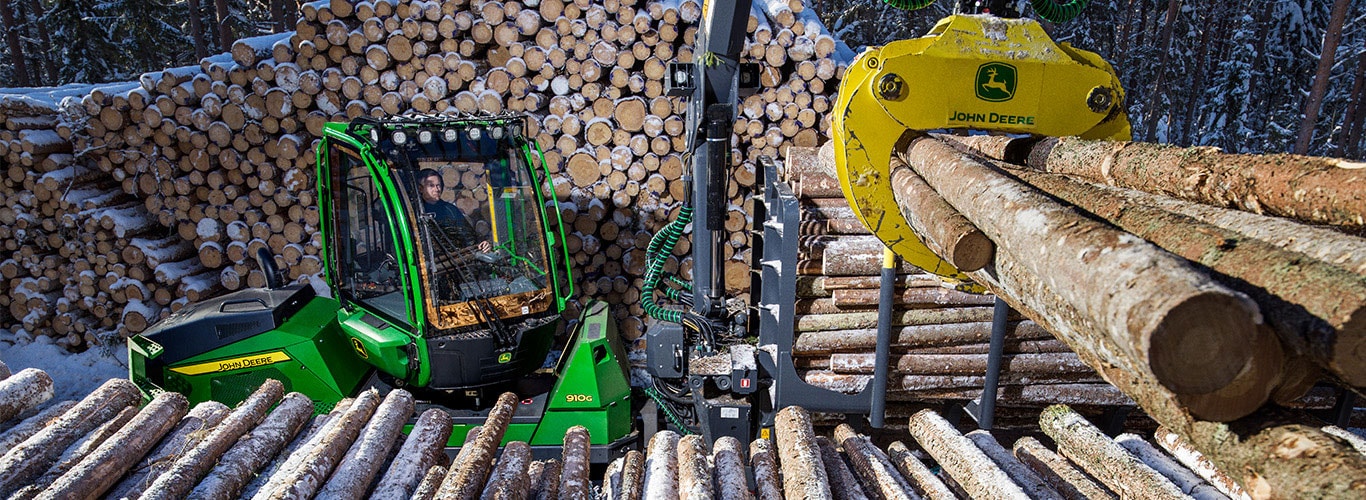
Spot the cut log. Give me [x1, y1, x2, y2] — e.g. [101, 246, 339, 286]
[713, 436, 752, 500]
[1114, 434, 1227, 500]
[240, 398, 355, 499]
[189, 392, 314, 499]
[560, 425, 592, 499]
[412, 465, 448, 500]
[678, 434, 714, 500]
[434, 392, 520, 499]
[832, 425, 913, 500]
[35, 392, 188, 500]
[1150, 428, 1251, 500]
[1011, 437, 1117, 500]
[889, 156, 993, 271]
[965, 430, 1064, 500]
[104, 400, 231, 500]
[794, 321, 1046, 354]
[317, 389, 416, 500]
[1039, 405, 1192, 500]
[775, 406, 831, 500]
[886, 441, 957, 500]
[750, 439, 783, 500]
[904, 136, 1261, 396]
[643, 430, 680, 499]
[254, 388, 381, 500]
[0, 400, 77, 458]
[906, 409, 1030, 500]
[370, 408, 454, 500]
[480, 440, 531, 500]
[528, 458, 561, 500]
[0, 378, 141, 498]
[140, 379, 286, 500]
[0, 368, 54, 423]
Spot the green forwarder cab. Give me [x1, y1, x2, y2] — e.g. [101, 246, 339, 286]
[129, 114, 635, 461]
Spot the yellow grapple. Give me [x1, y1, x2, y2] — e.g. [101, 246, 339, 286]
[832, 15, 1132, 287]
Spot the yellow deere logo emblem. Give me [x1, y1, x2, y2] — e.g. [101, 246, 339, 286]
[976, 62, 1017, 102]
[351, 337, 369, 359]
[498, 352, 512, 363]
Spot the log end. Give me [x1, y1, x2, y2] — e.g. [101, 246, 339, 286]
[1177, 325, 1283, 422]
[949, 229, 994, 272]
[1148, 291, 1260, 395]
[1330, 312, 1366, 387]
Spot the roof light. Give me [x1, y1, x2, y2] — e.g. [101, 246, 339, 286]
[490, 126, 503, 139]
[392, 130, 408, 145]
[468, 127, 481, 140]
[443, 128, 459, 142]
[418, 130, 433, 143]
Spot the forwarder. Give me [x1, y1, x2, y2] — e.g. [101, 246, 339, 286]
[128, 113, 636, 461]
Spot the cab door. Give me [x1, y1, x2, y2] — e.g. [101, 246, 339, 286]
[319, 135, 423, 381]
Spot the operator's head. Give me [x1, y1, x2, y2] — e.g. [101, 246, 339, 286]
[418, 169, 443, 204]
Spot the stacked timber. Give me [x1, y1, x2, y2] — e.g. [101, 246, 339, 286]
[0, 0, 853, 345]
[781, 145, 1138, 434]
[3, 366, 1364, 498]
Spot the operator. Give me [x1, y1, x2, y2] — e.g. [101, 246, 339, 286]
[418, 168, 493, 253]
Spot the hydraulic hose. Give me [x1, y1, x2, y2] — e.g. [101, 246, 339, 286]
[642, 206, 694, 323]
[1030, 0, 1089, 23]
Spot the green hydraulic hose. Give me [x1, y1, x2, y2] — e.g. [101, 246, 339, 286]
[1030, 0, 1089, 23]
[642, 206, 693, 323]
[881, 0, 936, 10]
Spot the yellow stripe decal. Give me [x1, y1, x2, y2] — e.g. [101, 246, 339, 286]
[169, 351, 292, 376]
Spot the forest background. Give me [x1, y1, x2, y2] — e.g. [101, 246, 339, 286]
[0, 0, 1363, 158]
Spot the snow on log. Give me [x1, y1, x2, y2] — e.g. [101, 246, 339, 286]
[965, 430, 1064, 500]
[886, 441, 957, 500]
[559, 425, 592, 499]
[480, 440, 532, 500]
[253, 387, 381, 500]
[433, 391, 519, 499]
[678, 433, 714, 500]
[0, 368, 54, 424]
[105, 400, 231, 500]
[713, 436, 752, 500]
[36, 392, 188, 500]
[750, 438, 783, 500]
[814, 436, 868, 500]
[1039, 405, 1189, 500]
[1011, 437, 1116, 500]
[643, 430, 680, 499]
[370, 408, 454, 500]
[774, 406, 831, 500]
[140, 379, 285, 500]
[317, 389, 415, 500]
[0, 378, 140, 498]
[0, 401, 76, 457]
[906, 409, 1029, 500]
[189, 392, 314, 499]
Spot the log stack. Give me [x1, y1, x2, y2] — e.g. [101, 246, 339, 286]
[9, 363, 1362, 499]
[0, 0, 853, 346]
[780, 144, 1142, 434]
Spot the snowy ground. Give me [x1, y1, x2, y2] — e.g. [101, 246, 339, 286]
[0, 329, 129, 402]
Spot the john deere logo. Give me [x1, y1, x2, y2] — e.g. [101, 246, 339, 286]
[976, 62, 1017, 102]
[498, 352, 512, 363]
[350, 338, 368, 359]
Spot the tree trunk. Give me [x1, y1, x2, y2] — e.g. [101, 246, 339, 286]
[185, 0, 208, 59]
[1344, 52, 1366, 158]
[0, 401, 76, 458]
[889, 156, 993, 271]
[0, 0, 30, 87]
[0, 368, 52, 423]
[480, 441, 531, 500]
[23, 0, 53, 85]
[214, 0, 234, 53]
[529, 458, 562, 500]
[35, 392, 189, 500]
[411, 465, 448, 500]
[0, 378, 140, 498]
[1294, 0, 1353, 154]
[750, 439, 783, 500]
[1142, 0, 1182, 141]
[815, 436, 869, 500]
[271, 0, 287, 33]
[104, 401, 231, 500]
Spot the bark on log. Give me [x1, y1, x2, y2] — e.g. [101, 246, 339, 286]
[560, 425, 592, 499]
[830, 287, 996, 308]
[24, 405, 140, 498]
[793, 320, 1046, 354]
[1150, 428, 1250, 500]
[1114, 434, 1227, 500]
[240, 398, 354, 499]
[104, 400, 231, 500]
[1009, 165, 1366, 391]
[1039, 405, 1193, 500]
[36, 392, 188, 500]
[905, 136, 1260, 396]
[965, 430, 1064, 500]
[678, 433, 714, 500]
[188, 392, 314, 500]
[775, 406, 832, 500]
[317, 389, 415, 500]
[906, 409, 1030, 500]
[885, 441, 958, 500]
[370, 408, 454, 500]
[528, 458, 561, 500]
[1011, 436, 1117, 500]
[889, 156, 993, 271]
[832, 425, 913, 500]
[412, 465, 449, 500]
[480, 440, 531, 500]
[713, 436, 752, 500]
[813, 436, 869, 500]
[254, 387, 381, 500]
[0, 378, 140, 498]
[1025, 136, 1366, 229]
[795, 307, 998, 333]
[643, 430, 680, 499]
[0, 400, 76, 458]
[0, 368, 54, 423]
[141, 379, 285, 500]
[618, 450, 644, 500]
[750, 438, 783, 500]
[434, 391, 519, 499]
